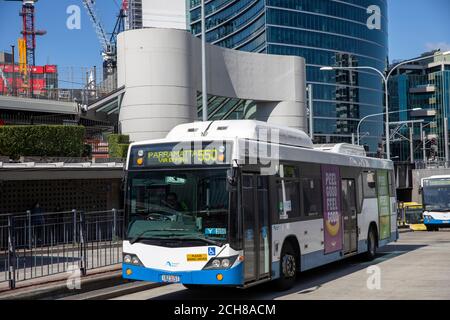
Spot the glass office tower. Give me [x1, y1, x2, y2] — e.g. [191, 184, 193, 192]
[389, 52, 450, 163]
[188, 0, 388, 153]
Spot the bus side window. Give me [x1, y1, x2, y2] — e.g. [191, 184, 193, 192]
[275, 164, 301, 220]
[301, 177, 322, 217]
[299, 163, 322, 218]
[363, 171, 377, 198]
[276, 178, 301, 219]
[357, 173, 364, 213]
[389, 171, 396, 196]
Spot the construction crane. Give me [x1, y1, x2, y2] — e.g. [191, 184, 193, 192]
[82, 0, 127, 79]
[111, 0, 127, 46]
[5, 0, 46, 67]
[4, 0, 46, 96]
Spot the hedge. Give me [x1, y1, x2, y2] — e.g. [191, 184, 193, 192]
[82, 144, 92, 158]
[108, 134, 130, 158]
[0, 125, 86, 159]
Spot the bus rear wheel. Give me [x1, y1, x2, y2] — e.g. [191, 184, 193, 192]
[274, 242, 297, 291]
[364, 226, 377, 261]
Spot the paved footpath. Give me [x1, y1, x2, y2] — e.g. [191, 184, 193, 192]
[113, 230, 450, 300]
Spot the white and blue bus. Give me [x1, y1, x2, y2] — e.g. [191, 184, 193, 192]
[122, 120, 398, 289]
[421, 175, 450, 231]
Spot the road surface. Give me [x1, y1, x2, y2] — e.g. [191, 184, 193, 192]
[111, 230, 450, 300]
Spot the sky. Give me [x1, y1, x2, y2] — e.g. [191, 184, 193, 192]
[388, 0, 450, 61]
[0, 0, 449, 74]
[0, 0, 119, 67]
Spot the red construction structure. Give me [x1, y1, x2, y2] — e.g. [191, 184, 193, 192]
[0, 63, 57, 96]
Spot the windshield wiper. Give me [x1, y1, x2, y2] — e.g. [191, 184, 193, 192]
[129, 228, 190, 244]
[128, 231, 223, 246]
[174, 235, 223, 246]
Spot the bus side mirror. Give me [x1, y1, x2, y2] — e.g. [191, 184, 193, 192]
[227, 168, 237, 186]
[418, 187, 422, 195]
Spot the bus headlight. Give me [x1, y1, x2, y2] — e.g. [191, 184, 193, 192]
[212, 259, 221, 268]
[202, 255, 238, 270]
[123, 253, 143, 266]
[221, 259, 230, 268]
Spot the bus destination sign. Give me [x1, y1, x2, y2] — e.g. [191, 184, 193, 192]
[131, 142, 231, 168]
[423, 178, 450, 187]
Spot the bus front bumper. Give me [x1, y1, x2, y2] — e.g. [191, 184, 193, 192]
[424, 219, 450, 226]
[122, 263, 244, 286]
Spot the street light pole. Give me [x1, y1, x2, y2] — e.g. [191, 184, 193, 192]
[420, 122, 426, 161]
[409, 124, 414, 164]
[321, 65, 389, 157]
[320, 50, 449, 160]
[355, 108, 422, 146]
[201, 0, 208, 122]
[384, 79, 390, 160]
[357, 112, 383, 147]
[307, 84, 314, 140]
[445, 117, 449, 163]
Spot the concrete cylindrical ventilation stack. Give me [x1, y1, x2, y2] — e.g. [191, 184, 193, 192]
[117, 28, 197, 142]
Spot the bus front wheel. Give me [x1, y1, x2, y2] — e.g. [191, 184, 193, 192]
[426, 225, 438, 232]
[274, 242, 297, 291]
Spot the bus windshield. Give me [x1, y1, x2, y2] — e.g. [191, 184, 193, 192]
[423, 185, 450, 211]
[126, 168, 230, 244]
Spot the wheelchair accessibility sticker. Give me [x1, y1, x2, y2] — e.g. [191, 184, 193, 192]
[208, 247, 216, 256]
[204, 228, 226, 235]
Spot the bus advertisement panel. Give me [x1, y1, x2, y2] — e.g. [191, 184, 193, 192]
[377, 170, 391, 240]
[321, 165, 343, 254]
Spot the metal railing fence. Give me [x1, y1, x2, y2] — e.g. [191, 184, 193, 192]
[0, 209, 124, 289]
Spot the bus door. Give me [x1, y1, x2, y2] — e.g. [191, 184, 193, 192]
[341, 179, 358, 254]
[241, 173, 270, 283]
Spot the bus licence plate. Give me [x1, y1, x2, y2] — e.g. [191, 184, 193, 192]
[161, 275, 180, 283]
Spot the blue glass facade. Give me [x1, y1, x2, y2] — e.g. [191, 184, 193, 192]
[190, 0, 267, 52]
[188, 0, 388, 152]
[389, 68, 450, 162]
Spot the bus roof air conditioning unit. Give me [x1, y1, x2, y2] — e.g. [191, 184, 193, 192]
[313, 143, 367, 157]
